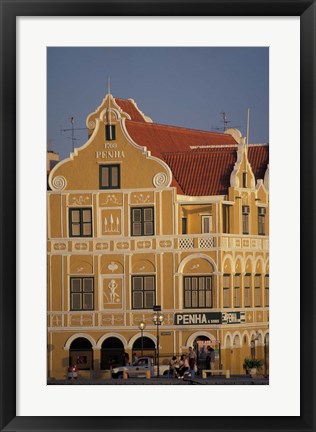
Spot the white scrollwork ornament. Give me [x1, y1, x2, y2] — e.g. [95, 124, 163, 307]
[52, 176, 67, 191]
[153, 172, 168, 188]
[88, 120, 96, 129]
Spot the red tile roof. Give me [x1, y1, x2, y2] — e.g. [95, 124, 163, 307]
[248, 144, 269, 181]
[125, 120, 237, 157]
[163, 148, 237, 196]
[114, 98, 147, 122]
[116, 99, 268, 196]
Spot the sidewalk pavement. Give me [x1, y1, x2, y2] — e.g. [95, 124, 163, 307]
[48, 375, 269, 385]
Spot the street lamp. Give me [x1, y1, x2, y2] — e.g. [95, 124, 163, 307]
[138, 321, 146, 357]
[152, 305, 164, 378]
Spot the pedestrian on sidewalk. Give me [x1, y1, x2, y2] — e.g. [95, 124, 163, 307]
[188, 347, 196, 378]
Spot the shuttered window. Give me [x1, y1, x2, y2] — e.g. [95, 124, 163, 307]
[100, 165, 120, 189]
[234, 274, 241, 308]
[184, 276, 212, 308]
[223, 274, 231, 308]
[70, 277, 94, 310]
[69, 208, 92, 237]
[132, 276, 155, 309]
[242, 206, 250, 235]
[244, 273, 251, 307]
[254, 274, 261, 307]
[201, 215, 212, 233]
[265, 275, 269, 307]
[258, 207, 266, 235]
[131, 207, 154, 236]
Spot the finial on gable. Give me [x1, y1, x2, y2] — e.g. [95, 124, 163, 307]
[246, 108, 250, 145]
[107, 77, 111, 125]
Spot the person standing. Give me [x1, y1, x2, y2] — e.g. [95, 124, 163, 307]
[206, 345, 215, 370]
[188, 347, 196, 378]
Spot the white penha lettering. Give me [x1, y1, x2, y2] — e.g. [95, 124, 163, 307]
[176, 315, 183, 325]
[95, 150, 125, 159]
[183, 315, 190, 324]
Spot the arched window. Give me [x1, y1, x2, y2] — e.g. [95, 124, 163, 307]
[69, 337, 93, 370]
[101, 337, 125, 370]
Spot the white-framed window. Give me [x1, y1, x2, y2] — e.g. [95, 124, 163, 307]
[70, 277, 94, 310]
[201, 215, 212, 233]
[265, 275, 269, 307]
[69, 208, 92, 237]
[131, 207, 154, 236]
[132, 275, 156, 309]
[254, 274, 261, 307]
[258, 207, 266, 235]
[223, 274, 231, 308]
[244, 273, 251, 307]
[242, 205, 250, 235]
[234, 274, 241, 308]
[184, 276, 212, 308]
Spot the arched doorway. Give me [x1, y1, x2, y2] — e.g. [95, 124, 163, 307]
[132, 336, 156, 359]
[69, 337, 93, 370]
[101, 337, 125, 370]
[193, 336, 211, 372]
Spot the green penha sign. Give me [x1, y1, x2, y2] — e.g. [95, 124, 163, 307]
[174, 311, 246, 325]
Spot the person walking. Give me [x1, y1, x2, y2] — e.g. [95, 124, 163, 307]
[188, 347, 196, 378]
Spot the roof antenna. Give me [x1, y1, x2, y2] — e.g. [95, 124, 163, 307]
[246, 108, 250, 144]
[107, 77, 111, 125]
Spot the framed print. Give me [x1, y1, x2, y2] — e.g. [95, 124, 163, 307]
[1, 1, 315, 432]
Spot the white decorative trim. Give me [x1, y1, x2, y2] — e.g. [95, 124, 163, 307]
[127, 332, 156, 350]
[185, 331, 216, 348]
[51, 176, 67, 191]
[127, 98, 153, 123]
[153, 172, 168, 188]
[64, 333, 97, 350]
[96, 333, 128, 349]
[177, 253, 218, 274]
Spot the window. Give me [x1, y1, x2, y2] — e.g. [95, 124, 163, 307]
[70, 277, 94, 310]
[258, 207, 266, 235]
[244, 273, 251, 307]
[132, 275, 155, 309]
[234, 274, 241, 308]
[184, 276, 212, 308]
[105, 124, 116, 140]
[69, 208, 92, 237]
[242, 205, 250, 235]
[242, 172, 247, 188]
[254, 274, 261, 307]
[100, 165, 120, 189]
[131, 207, 154, 236]
[201, 215, 212, 233]
[223, 274, 231, 308]
[182, 217, 187, 235]
[265, 275, 269, 307]
[223, 204, 230, 233]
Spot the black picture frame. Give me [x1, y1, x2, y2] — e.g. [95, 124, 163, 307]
[0, 1, 315, 431]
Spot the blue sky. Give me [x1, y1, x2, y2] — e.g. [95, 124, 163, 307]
[47, 47, 269, 160]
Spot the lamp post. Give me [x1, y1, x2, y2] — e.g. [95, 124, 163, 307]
[138, 321, 146, 357]
[152, 305, 164, 378]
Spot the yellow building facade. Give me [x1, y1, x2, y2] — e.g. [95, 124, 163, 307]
[47, 93, 269, 379]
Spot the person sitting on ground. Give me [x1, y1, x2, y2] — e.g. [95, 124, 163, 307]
[169, 356, 178, 377]
[177, 354, 189, 379]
